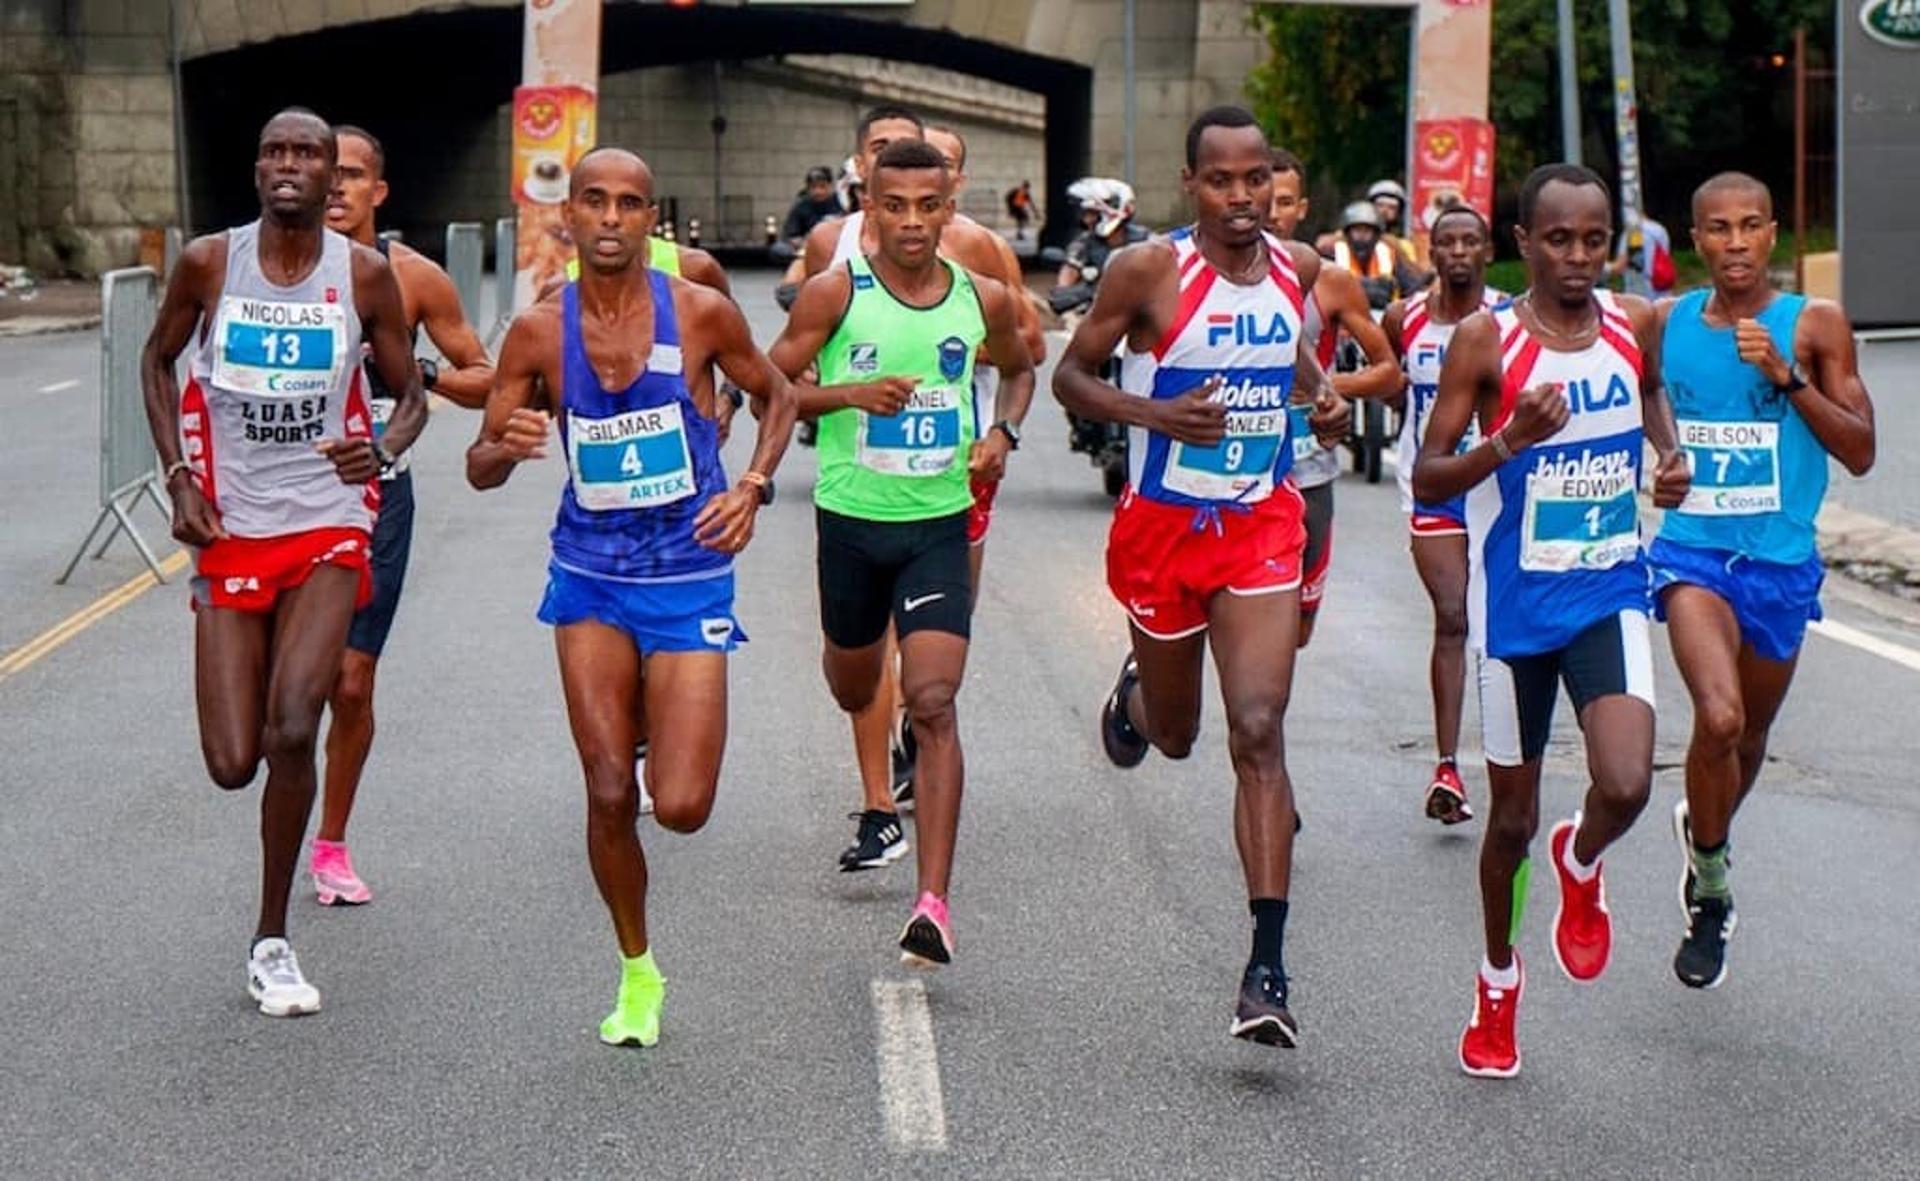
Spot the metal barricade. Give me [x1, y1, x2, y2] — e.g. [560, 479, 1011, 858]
[445, 221, 485, 332]
[491, 216, 516, 349]
[58, 267, 171, 584]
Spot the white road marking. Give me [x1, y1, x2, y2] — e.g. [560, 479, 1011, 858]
[870, 979, 949, 1152]
[36, 379, 80, 393]
[1808, 618, 1920, 674]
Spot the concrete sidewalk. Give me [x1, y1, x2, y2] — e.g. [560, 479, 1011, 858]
[0, 279, 101, 338]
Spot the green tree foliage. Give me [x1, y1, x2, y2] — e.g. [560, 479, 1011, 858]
[1248, 0, 1832, 232]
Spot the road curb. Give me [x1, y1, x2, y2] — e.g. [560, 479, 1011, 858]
[0, 315, 103, 339]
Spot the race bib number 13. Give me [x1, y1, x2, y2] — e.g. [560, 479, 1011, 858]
[212, 296, 347, 396]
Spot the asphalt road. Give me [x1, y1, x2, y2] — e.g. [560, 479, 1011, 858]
[3, 271, 1919, 1178]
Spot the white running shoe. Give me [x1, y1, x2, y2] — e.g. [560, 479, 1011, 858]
[247, 938, 321, 1017]
[634, 750, 655, 817]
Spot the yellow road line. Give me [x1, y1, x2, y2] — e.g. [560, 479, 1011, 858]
[0, 549, 189, 685]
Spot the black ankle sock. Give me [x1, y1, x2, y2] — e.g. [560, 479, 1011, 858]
[1249, 898, 1289, 968]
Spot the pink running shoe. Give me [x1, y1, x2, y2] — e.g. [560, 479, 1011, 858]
[899, 892, 954, 968]
[311, 839, 372, 906]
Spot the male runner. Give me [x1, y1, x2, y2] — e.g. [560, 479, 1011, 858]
[1382, 204, 1503, 825]
[1265, 148, 1400, 647]
[772, 137, 1034, 965]
[804, 107, 1043, 835]
[310, 125, 495, 904]
[140, 108, 427, 1016]
[1055, 107, 1348, 1047]
[1649, 172, 1875, 989]
[1413, 164, 1689, 1078]
[468, 148, 795, 1046]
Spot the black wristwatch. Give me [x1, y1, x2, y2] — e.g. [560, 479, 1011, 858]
[417, 357, 439, 391]
[369, 438, 398, 474]
[991, 419, 1022, 450]
[722, 383, 746, 412]
[1775, 363, 1808, 395]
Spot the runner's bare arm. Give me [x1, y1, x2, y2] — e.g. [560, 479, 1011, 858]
[697, 290, 794, 483]
[1781, 300, 1875, 475]
[406, 254, 494, 410]
[1625, 295, 1689, 508]
[678, 246, 734, 299]
[466, 307, 556, 490]
[801, 216, 845, 278]
[1299, 346, 1352, 446]
[1413, 311, 1517, 503]
[986, 228, 1045, 363]
[1322, 266, 1403, 400]
[344, 244, 428, 477]
[768, 268, 914, 419]
[968, 276, 1036, 483]
[688, 293, 791, 555]
[1382, 299, 1408, 359]
[141, 234, 226, 544]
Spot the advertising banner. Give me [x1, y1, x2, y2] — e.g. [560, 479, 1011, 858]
[1409, 0, 1494, 256]
[512, 0, 601, 311]
[1411, 118, 1496, 232]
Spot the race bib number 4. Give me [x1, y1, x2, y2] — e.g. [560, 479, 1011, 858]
[1520, 455, 1639, 573]
[857, 385, 963, 477]
[1675, 419, 1781, 516]
[212, 296, 348, 396]
[568, 403, 696, 511]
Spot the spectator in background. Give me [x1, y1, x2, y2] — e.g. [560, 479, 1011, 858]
[782, 165, 844, 247]
[1005, 180, 1036, 241]
[1611, 210, 1676, 297]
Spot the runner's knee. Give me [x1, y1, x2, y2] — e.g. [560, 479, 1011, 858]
[331, 657, 376, 722]
[1590, 760, 1652, 818]
[1485, 793, 1538, 851]
[1433, 597, 1468, 641]
[1693, 692, 1745, 752]
[651, 791, 713, 835]
[902, 679, 959, 737]
[1225, 699, 1285, 769]
[260, 712, 320, 763]
[203, 745, 259, 791]
[582, 754, 639, 823]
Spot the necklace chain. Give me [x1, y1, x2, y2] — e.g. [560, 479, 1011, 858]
[1518, 293, 1598, 342]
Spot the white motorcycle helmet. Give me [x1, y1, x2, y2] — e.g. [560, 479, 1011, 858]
[1069, 177, 1137, 237]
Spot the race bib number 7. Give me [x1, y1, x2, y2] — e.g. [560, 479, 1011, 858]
[1675, 419, 1781, 517]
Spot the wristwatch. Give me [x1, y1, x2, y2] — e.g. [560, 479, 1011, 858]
[991, 419, 1022, 450]
[417, 357, 439, 391]
[369, 439, 399, 475]
[1775, 363, 1808, 395]
[722, 383, 746, 412]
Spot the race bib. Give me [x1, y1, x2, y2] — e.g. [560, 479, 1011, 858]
[1675, 419, 1781, 517]
[568, 403, 696, 511]
[212, 296, 348, 397]
[1520, 468, 1639, 573]
[1163, 386, 1286, 502]
[1288, 403, 1322, 464]
[857, 384, 963, 477]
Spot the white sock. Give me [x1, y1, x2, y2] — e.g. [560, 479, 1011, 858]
[1480, 956, 1520, 990]
[1560, 816, 1600, 883]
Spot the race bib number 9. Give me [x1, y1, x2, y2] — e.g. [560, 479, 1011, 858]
[1675, 419, 1781, 516]
[1166, 414, 1284, 502]
[1521, 469, 1639, 573]
[857, 384, 963, 477]
[568, 403, 696, 511]
[212, 296, 348, 397]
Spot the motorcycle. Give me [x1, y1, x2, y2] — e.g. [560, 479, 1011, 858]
[1339, 275, 1399, 485]
[1043, 247, 1129, 498]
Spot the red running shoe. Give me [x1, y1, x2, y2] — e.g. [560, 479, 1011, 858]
[1423, 762, 1474, 825]
[1549, 816, 1613, 983]
[1458, 954, 1523, 1079]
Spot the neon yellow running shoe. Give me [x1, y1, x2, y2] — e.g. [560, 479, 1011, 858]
[599, 954, 665, 1047]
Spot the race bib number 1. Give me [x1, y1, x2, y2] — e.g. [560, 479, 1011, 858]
[1288, 403, 1321, 464]
[1675, 419, 1781, 517]
[569, 403, 697, 511]
[1520, 473, 1639, 573]
[857, 385, 963, 477]
[212, 296, 348, 397]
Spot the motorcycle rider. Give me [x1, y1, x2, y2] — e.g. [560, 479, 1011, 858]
[1366, 179, 1422, 265]
[1328, 201, 1427, 308]
[1055, 178, 1150, 291]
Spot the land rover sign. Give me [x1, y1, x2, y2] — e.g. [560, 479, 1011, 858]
[1860, 0, 1920, 48]
[1841, 0, 1920, 326]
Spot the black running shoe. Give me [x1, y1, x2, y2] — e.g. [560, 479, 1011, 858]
[890, 720, 917, 808]
[838, 809, 909, 873]
[1230, 962, 1299, 1047]
[1675, 893, 1736, 989]
[1101, 656, 1149, 768]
